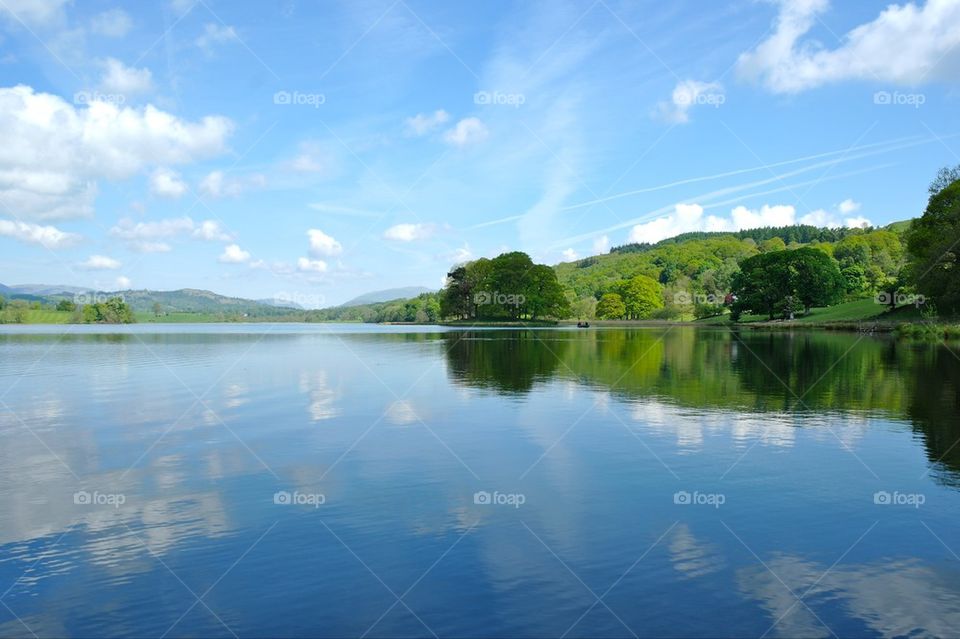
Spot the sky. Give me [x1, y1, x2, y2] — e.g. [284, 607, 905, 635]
[0, 0, 958, 306]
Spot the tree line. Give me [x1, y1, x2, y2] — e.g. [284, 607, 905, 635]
[439, 251, 570, 321]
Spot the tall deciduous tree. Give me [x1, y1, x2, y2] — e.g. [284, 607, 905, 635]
[617, 275, 664, 319]
[907, 178, 960, 313]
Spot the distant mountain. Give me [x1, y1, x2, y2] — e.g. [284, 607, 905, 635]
[114, 288, 289, 314]
[257, 298, 305, 310]
[0, 283, 49, 303]
[341, 287, 434, 307]
[9, 284, 93, 295]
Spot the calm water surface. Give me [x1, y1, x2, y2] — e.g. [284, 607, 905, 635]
[1, 324, 959, 638]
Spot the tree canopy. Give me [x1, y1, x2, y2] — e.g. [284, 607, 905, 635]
[906, 177, 960, 313]
[440, 251, 570, 320]
[731, 247, 844, 320]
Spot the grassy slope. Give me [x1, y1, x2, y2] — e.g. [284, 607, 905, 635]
[2, 309, 73, 324]
[695, 298, 929, 325]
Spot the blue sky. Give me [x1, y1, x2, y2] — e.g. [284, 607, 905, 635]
[0, 0, 958, 306]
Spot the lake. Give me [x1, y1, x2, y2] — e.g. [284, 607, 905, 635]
[1, 324, 959, 638]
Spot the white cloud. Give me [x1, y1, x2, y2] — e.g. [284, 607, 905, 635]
[307, 229, 342, 257]
[114, 275, 131, 289]
[654, 80, 724, 124]
[192, 219, 232, 241]
[79, 254, 121, 270]
[0, 219, 79, 248]
[799, 205, 873, 228]
[286, 143, 334, 174]
[110, 216, 230, 251]
[627, 201, 875, 244]
[99, 58, 153, 95]
[0, 85, 232, 220]
[199, 170, 266, 198]
[383, 222, 435, 242]
[838, 198, 861, 214]
[196, 23, 238, 50]
[169, 0, 196, 15]
[731, 204, 797, 229]
[592, 235, 610, 254]
[0, 0, 69, 27]
[443, 117, 488, 146]
[628, 203, 795, 244]
[737, 0, 960, 93]
[296, 257, 328, 273]
[89, 9, 132, 37]
[561, 248, 578, 261]
[149, 167, 187, 198]
[405, 109, 450, 136]
[844, 216, 871, 228]
[219, 243, 250, 264]
[441, 244, 472, 263]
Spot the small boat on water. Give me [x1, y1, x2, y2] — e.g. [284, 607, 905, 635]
[577, 321, 591, 328]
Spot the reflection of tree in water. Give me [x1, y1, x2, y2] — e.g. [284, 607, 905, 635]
[903, 345, 960, 486]
[727, 330, 907, 413]
[441, 327, 960, 483]
[443, 331, 569, 394]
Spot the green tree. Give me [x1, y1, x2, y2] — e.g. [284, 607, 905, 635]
[440, 266, 471, 320]
[731, 248, 843, 319]
[81, 297, 135, 324]
[596, 293, 626, 319]
[524, 264, 570, 319]
[617, 275, 664, 319]
[572, 296, 597, 320]
[789, 247, 845, 313]
[929, 164, 960, 198]
[152, 302, 163, 317]
[759, 237, 786, 253]
[56, 299, 76, 312]
[906, 178, 960, 313]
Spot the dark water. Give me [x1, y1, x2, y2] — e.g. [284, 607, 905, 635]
[1, 324, 959, 638]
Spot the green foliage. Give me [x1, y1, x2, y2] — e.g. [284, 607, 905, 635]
[616, 275, 664, 319]
[906, 178, 960, 314]
[929, 164, 960, 198]
[572, 296, 597, 320]
[56, 299, 76, 312]
[80, 298, 136, 324]
[732, 248, 844, 320]
[759, 237, 786, 253]
[440, 251, 570, 320]
[596, 293, 626, 319]
[309, 292, 441, 323]
[610, 225, 863, 255]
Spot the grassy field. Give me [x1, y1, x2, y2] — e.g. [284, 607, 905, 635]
[695, 298, 920, 326]
[0, 309, 73, 324]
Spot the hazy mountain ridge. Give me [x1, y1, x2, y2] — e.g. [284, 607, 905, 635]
[340, 287, 434, 307]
